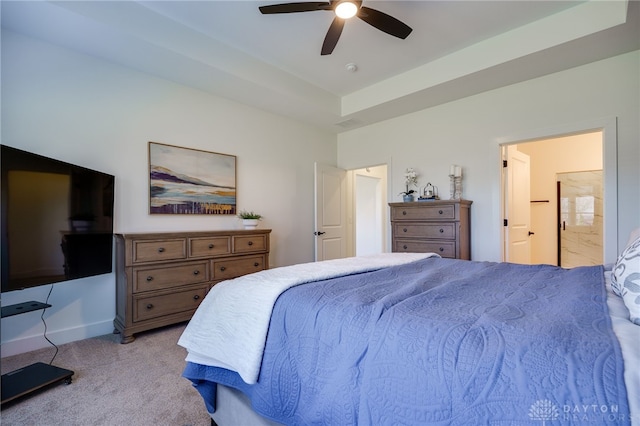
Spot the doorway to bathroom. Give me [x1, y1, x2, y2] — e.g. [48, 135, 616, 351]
[503, 130, 604, 266]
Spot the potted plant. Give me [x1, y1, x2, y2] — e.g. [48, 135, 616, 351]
[237, 210, 263, 229]
[399, 168, 419, 202]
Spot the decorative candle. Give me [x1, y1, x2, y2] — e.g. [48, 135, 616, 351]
[454, 166, 461, 177]
[449, 165, 456, 176]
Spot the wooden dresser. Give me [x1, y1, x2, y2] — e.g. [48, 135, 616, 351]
[114, 229, 271, 343]
[389, 200, 472, 259]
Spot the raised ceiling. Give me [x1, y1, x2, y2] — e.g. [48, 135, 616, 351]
[2, 1, 638, 133]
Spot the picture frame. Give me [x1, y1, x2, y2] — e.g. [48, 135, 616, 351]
[148, 142, 236, 215]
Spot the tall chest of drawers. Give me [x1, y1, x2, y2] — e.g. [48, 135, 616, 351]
[114, 229, 271, 343]
[389, 200, 472, 260]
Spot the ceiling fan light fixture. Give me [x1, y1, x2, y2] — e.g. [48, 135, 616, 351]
[335, 1, 358, 19]
[259, 1, 412, 55]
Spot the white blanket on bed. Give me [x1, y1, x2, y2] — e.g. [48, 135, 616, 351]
[178, 252, 436, 384]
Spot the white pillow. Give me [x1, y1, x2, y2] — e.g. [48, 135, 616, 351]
[611, 233, 640, 325]
[611, 228, 640, 295]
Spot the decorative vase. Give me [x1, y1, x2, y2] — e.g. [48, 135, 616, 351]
[454, 176, 462, 200]
[403, 194, 414, 202]
[242, 219, 259, 229]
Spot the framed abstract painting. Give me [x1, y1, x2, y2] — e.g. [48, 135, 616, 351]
[148, 142, 236, 215]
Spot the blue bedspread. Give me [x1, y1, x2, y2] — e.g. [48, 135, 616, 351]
[183, 257, 630, 425]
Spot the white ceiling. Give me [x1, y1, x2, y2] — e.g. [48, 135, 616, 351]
[2, 1, 639, 133]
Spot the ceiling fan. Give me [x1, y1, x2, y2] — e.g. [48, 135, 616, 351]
[258, 1, 412, 55]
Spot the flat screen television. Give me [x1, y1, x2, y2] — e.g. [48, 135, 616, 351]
[1, 145, 115, 293]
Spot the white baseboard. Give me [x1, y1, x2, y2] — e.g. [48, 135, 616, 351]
[0, 320, 115, 358]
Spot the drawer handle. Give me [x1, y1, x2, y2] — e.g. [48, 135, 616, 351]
[248, 241, 254, 246]
[402, 211, 407, 215]
[440, 228, 444, 233]
[158, 247, 165, 253]
[403, 245, 408, 250]
[439, 247, 444, 252]
[438, 210, 443, 215]
[193, 270, 200, 275]
[208, 244, 214, 249]
[254, 262, 260, 267]
[403, 228, 407, 233]
[193, 295, 200, 301]
[220, 266, 226, 271]
[146, 304, 154, 310]
[146, 276, 154, 282]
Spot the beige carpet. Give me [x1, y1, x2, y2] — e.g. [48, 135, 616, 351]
[0, 323, 212, 426]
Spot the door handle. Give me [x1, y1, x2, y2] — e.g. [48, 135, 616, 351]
[314, 231, 326, 236]
[528, 231, 535, 236]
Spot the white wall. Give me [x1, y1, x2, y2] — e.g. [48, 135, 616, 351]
[338, 50, 640, 262]
[1, 30, 336, 356]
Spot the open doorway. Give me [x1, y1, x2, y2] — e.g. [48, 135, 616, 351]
[502, 131, 604, 266]
[351, 165, 388, 256]
[314, 163, 388, 261]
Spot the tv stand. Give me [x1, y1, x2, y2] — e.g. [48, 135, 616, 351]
[1, 301, 74, 405]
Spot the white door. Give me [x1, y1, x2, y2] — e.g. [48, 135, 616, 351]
[314, 163, 347, 261]
[505, 146, 532, 264]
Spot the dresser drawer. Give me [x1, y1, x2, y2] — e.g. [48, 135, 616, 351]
[133, 285, 208, 322]
[189, 236, 231, 257]
[212, 255, 266, 280]
[133, 261, 209, 293]
[233, 234, 267, 253]
[393, 239, 456, 258]
[391, 204, 456, 221]
[132, 238, 187, 263]
[394, 223, 456, 240]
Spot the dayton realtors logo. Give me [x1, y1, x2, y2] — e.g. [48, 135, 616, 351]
[528, 399, 560, 425]
[528, 399, 627, 424]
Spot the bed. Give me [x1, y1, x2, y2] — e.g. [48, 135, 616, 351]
[178, 236, 640, 425]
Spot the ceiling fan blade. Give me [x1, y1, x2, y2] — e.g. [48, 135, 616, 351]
[321, 17, 345, 55]
[357, 6, 412, 39]
[259, 2, 332, 14]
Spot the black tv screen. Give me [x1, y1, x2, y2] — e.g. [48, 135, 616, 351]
[1, 145, 115, 292]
